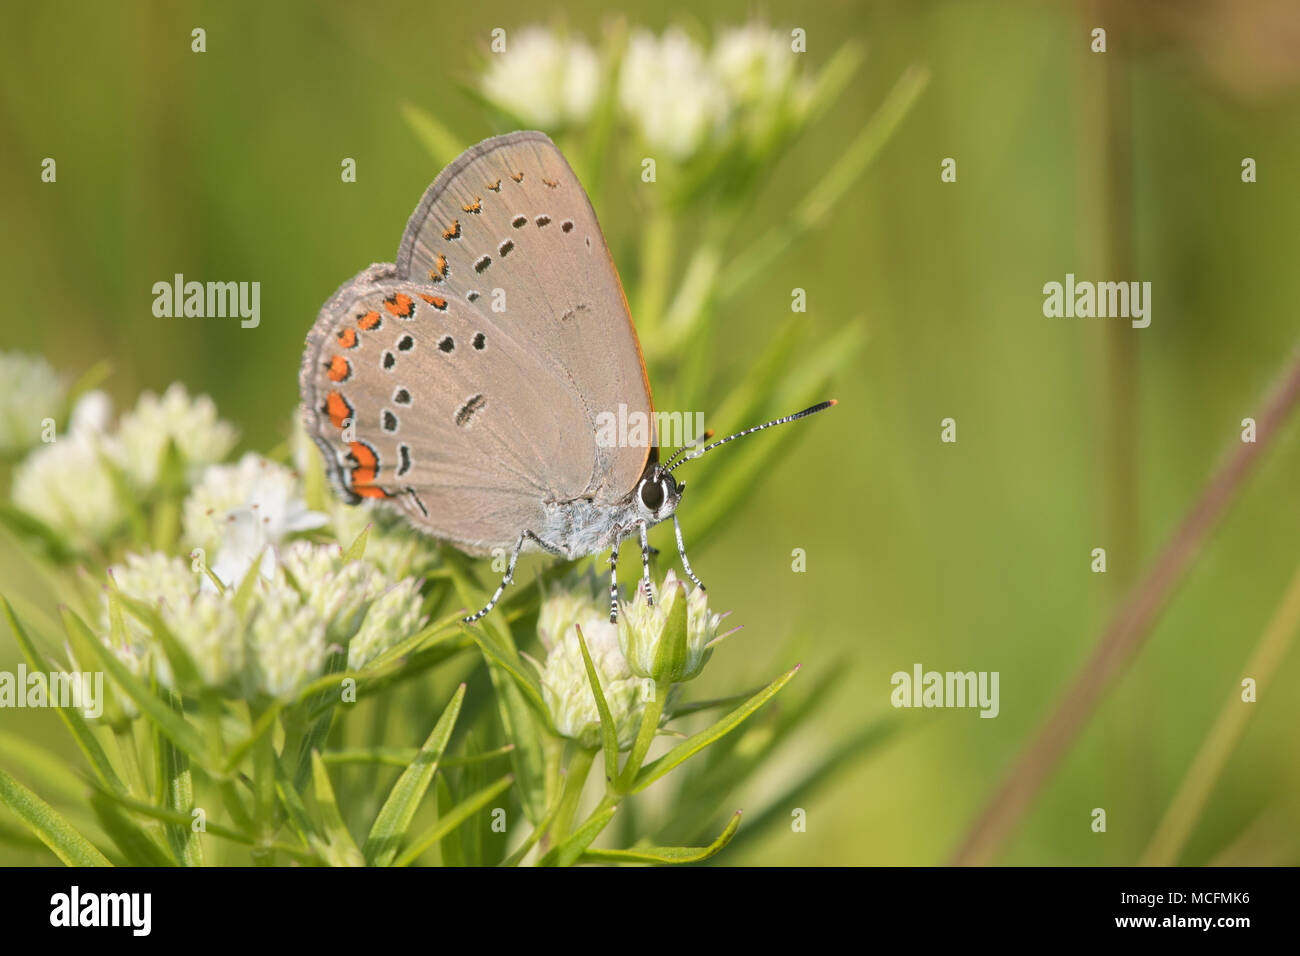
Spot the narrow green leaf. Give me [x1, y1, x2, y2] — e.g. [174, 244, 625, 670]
[159, 689, 202, 865]
[2, 597, 127, 795]
[95, 785, 318, 864]
[668, 686, 767, 720]
[363, 684, 465, 866]
[323, 744, 513, 768]
[400, 100, 465, 167]
[197, 557, 227, 594]
[61, 606, 210, 766]
[0, 503, 75, 563]
[801, 41, 865, 127]
[341, 523, 371, 564]
[231, 548, 266, 619]
[574, 625, 619, 784]
[434, 775, 463, 866]
[582, 810, 742, 865]
[0, 768, 112, 866]
[273, 755, 319, 849]
[117, 592, 203, 693]
[89, 792, 175, 866]
[223, 700, 283, 774]
[309, 751, 365, 866]
[394, 773, 515, 867]
[365, 609, 465, 671]
[537, 805, 617, 867]
[632, 665, 800, 793]
[65, 357, 112, 406]
[0, 729, 92, 808]
[487, 662, 548, 824]
[470, 630, 550, 724]
[458, 734, 487, 865]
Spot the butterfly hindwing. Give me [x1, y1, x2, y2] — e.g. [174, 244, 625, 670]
[301, 265, 597, 554]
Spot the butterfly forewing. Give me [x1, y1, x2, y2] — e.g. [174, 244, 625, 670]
[394, 130, 655, 502]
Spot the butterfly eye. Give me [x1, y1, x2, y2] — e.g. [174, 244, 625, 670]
[640, 479, 665, 511]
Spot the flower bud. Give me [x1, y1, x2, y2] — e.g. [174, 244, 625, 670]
[618, 570, 723, 684]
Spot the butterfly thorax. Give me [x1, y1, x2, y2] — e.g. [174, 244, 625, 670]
[534, 462, 683, 558]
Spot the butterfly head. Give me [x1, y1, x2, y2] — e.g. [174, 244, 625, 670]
[633, 461, 683, 525]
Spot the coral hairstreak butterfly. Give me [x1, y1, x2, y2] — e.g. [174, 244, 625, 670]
[301, 131, 834, 622]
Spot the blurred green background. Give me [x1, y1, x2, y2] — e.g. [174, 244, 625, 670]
[2, 0, 1299, 865]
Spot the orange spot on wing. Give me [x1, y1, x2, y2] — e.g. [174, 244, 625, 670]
[357, 310, 381, 330]
[326, 391, 352, 429]
[348, 441, 377, 470]
[348, 441, 378, 485]
[336, 327, 358, 349]
[510, 170, 524, 183]
[428, 253, 448, 282]
[418, 294, 448, 310]
[383, 293, 414, 318]
[486, 178, 501, 192]
[354, 485, 389, 499]
[442, 219, 461, 240]
[463, 196, 482, 214]
[326, 355, 350, 382]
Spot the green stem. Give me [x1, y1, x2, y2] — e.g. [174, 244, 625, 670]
[249, 705, 277, 866]
[616, 686, 665, 793]
[220, 780, 253, 833]
[551, 747, 597, 845]
[113, 725, 148, 799]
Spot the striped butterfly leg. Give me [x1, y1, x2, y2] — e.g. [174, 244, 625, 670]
[637, 519, 654, 606]
[673, 515, 705, 592]
[608, 534, 622, 623]
[465, 530, 531, 624]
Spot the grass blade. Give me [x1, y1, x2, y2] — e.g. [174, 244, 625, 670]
[158, 689, 202, 865]
[363, 684, 465, 866]
[0, 768, 112, 866]
[309, 752, 364, 866]
[537, 804, 617, 867]
[632, 665, 800, 794]
[574, 624, 619, 784]
[61, 606, 210, 767]
[582, 810, 742, 865]
[2, 597, 127, 795]
[393, 773, 515, 867]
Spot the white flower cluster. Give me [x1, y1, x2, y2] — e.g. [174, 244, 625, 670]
[535, 569, 730, 748]
[480, 26, 600, 129]
[114, 383, 238, 489]
[478, 23, 813, 160]
[183, 452, 328, 588]
[103, 539, 425, 700]
[536, 574, 648, 750]
[0, 352, 66, 455]
[8, 368, 239, 547]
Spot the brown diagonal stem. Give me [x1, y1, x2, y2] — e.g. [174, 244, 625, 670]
[951, 346, 1300, 866]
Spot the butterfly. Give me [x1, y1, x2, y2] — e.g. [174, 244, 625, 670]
[301, 131, 834, 623]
